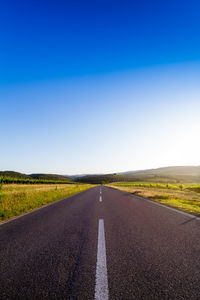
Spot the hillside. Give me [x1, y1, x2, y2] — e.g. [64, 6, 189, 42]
[121, 166, 200, 177]
[77, 166, 200, 184]
[30, 174, 71, 181]
[1, 166, 200, 185]
[0, 171, 30, 179]
[0, 171, 72, 182]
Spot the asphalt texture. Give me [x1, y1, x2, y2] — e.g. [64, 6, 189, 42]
[1, 185, 200, 299]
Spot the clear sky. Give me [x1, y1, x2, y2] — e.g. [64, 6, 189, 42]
[1, 0, 200, 174]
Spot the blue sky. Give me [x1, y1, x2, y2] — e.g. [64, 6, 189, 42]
[1, 0, 200, 174]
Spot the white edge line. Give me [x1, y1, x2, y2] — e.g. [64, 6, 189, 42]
[0, 187, 95, 226]
[95, 219, 109, 300]
[109, 187, 200, 220]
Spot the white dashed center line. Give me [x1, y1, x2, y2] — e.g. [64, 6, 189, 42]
[94, 219, 109, 300]
[99, 187, 102, 202]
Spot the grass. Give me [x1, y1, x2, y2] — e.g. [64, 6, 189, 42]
[187, 185, 200, 193]
[0, 183, 94, 222]
[107, 182, 200, 216]
[111, 182, 180, 189]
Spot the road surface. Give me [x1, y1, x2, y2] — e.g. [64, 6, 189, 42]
[1, 185, 200, 299]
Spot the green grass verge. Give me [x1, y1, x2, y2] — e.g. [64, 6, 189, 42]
[112, 182, 180, 189]
[108, 182, 200, 216]
[0, 183, 94, 222]
[148, 196, 200, 215]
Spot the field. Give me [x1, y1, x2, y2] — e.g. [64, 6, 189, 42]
[108, 182, 200, 216]
[0, 183, 93, 222]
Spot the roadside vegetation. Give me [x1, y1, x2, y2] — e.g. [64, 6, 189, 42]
[108, 182, 200, 216]
[0, 176, 72, 184]
[0, 183, 94, 222]
[0, 171, 72, 183]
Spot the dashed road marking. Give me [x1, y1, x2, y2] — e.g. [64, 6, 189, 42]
[99, 187, 102, 202]
[95, 219, 109, 300]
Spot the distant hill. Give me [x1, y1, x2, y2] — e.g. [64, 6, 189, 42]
[76, 173, 122, 184]
[0, 171, 30, 179]
[30, 174, 71, 181]
[77, 166, 200, 184]
[0, 171, 72, 182]
[116, 166, 200, 184]
[1, 166, 200, 184]
[120, 166, 200, 177]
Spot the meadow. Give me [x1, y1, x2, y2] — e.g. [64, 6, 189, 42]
[108, 182, 200, 216]
[0, 183, 93, 222]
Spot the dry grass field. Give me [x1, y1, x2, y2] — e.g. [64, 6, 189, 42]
[0, 183, 94, 222]
[108, 182, 200, 216]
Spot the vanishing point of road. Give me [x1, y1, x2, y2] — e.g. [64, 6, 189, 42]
[1, 186, 200, 299]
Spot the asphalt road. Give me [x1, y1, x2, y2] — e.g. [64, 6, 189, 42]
[1, 185, 200, 299]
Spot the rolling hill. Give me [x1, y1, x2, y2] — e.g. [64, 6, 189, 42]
[0, 171, 30, 179]
[30, 173, 71, 181]
[0, 171, 71, 182]
[1, 166, 200, 184]
[120, 166, 200, 177]
[77, 166, 200, 184]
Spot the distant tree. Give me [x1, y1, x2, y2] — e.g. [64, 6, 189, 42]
[179, 184, 184, 191]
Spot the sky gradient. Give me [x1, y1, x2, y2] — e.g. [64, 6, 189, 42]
[1, 1, 200, 174]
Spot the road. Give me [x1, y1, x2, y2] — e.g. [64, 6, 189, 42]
[1, 185, 200, 299]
